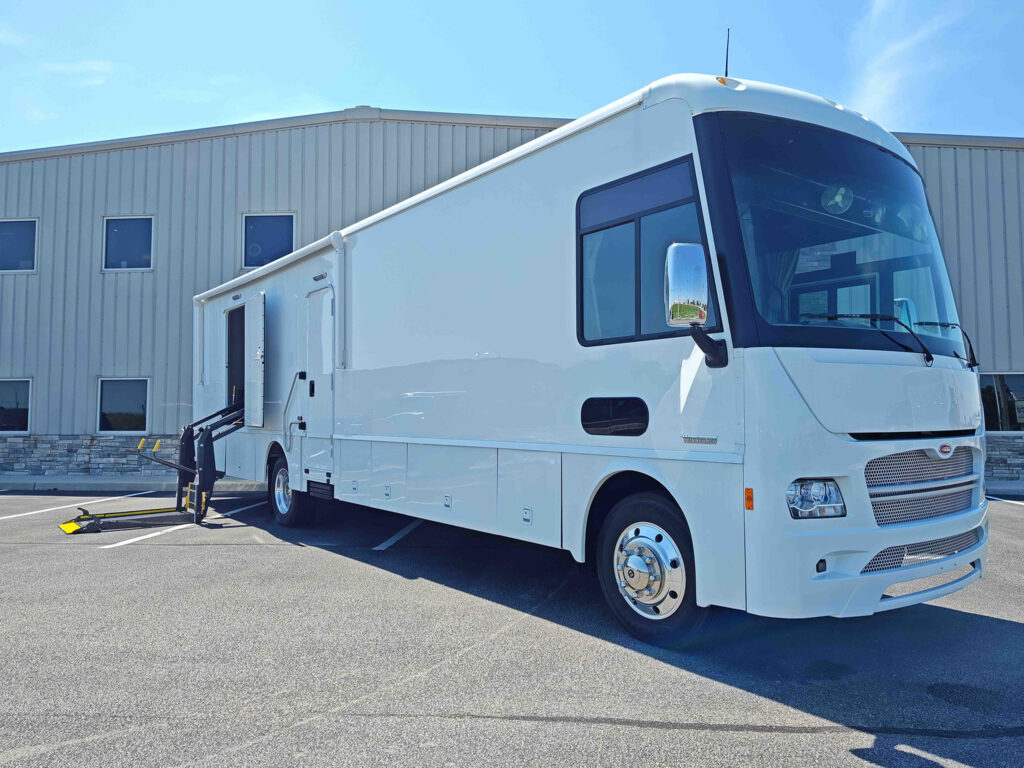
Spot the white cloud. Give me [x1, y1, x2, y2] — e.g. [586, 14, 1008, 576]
[208, 74, 243, 87]
[42, 60, 114, 74]
[22, 104, 55, 122]
[161, 86, 223, 104]
[846, 0, 964, 130]
[0, 24, 27, 47]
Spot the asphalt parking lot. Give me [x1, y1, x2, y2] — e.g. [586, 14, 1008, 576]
[0, 490, 1022, 767]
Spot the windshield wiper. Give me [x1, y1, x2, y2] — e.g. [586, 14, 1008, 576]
[802, 313, 934, 366]
[915, 321, 979, 369]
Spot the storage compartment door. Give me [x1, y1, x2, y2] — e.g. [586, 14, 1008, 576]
[244, 291, 266, 427]
[302, 286, 334, 474]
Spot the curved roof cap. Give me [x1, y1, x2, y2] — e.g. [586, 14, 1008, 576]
[642, 73, 915, 166]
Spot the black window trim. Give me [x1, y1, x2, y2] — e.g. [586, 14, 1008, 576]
[575, 154, 722, 347]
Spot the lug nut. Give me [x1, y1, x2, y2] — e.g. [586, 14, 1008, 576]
[619, 580, 626, 587]
[644, 556, 653, 565]
[644, 589, 653, 596]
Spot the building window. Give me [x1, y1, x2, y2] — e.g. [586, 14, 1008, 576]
[577, 157, 718, 345]
[104, 217, 153, 270]
[243, 214, 294, 269]
[98, 378, 148, 433]
[0, 379, 30, 433]
[0, 219, 37, 271]
[980, 374, 1024, 432]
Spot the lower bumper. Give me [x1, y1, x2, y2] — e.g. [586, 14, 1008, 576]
[746, 504, 988, 619]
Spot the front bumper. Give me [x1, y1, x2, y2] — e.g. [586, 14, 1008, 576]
[749, 500, 988, 619]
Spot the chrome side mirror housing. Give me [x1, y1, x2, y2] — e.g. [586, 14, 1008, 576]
[665, 242, 710, 328]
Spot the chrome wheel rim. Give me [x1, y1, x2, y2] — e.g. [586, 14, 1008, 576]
[613, 522, 686, 620]
[274, 466, 292, 514]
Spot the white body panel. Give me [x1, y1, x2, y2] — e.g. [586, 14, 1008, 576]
[193, 74, 987, 620]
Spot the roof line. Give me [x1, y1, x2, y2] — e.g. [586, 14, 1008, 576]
[896, 132, 1024, 150]
[0, 106, 571, 163]
[195, 90, 644, 303]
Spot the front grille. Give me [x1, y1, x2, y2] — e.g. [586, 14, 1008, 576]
[865, 447, 973, 487]
[871, 487, 974, 526]
[864, 447, 976, 526]
[861, 527, 982, 574]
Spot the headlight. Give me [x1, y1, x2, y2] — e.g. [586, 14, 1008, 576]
[786, 479, 846, 519]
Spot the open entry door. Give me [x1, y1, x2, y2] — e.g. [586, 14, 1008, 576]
[244, 291, 266, 427]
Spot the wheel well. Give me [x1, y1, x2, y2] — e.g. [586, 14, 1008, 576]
[265, 442, 285, 482]
[584, 471, 676, 565]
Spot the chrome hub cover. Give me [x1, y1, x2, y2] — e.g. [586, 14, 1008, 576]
[613, 522, 686, 620]
[274, 467, 292, 514]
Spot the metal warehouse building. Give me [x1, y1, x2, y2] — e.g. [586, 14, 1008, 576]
[0, 106, 1021, 485]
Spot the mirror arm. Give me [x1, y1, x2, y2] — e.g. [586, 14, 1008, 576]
[690, 323, 728, 368]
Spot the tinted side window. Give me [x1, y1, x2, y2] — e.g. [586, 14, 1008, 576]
[0, 380, 30, 432]
[98, 379, 148, 432]
[0, 220, 36, 271]
[639, 203, 714, 335]
[582, 222, 635, 341]
[104, 217, 153, 269]
[581, 397, 649, 436]
[244, 214, 294, 268]
[577, 157, 715, 345]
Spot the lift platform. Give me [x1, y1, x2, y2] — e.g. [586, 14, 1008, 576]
[59, 402, 245, 534]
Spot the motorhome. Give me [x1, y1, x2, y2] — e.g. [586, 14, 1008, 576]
[193, 74, 987, 647]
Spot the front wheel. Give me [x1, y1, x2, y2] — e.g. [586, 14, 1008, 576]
[596, 492, 714, 649]
[268, 456, 310, 527]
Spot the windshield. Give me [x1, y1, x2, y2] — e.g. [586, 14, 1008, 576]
[713, 113, 965, 360]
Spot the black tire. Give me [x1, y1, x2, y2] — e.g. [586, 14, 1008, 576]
[268, 456, 310, 527]
[596, 491, 714, 649]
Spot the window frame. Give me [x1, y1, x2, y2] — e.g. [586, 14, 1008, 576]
[0, 377, 31, 434]
[96, 377, 150, 435]
[980, 372, 1024, 434]
[575, 155, 722, 347]
[101, 215, 155, 273]
[241, 212, 297, 271]
[0, 218, 39, 274]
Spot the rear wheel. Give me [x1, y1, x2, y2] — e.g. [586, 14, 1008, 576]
[596, 491, 713, 648]
[268, 456, 309, 527]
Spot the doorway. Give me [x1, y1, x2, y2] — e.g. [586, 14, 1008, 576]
[226, 305, 245, 406]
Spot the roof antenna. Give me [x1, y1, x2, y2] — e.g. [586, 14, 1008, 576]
[724, 27, 730, 78]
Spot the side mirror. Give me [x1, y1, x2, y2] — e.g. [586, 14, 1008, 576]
[665, 243, 710, 328]
[665, 242, 728, 368]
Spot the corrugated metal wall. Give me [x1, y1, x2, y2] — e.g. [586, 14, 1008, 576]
[2, 115, 1020, 439]
[902, 137, 1024, 373]
[0, 112, 555, 435]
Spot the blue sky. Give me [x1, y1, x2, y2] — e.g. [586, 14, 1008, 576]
[0, 0, 1020, 152]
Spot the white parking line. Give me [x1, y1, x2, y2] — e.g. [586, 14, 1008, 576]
[0, 491, 152, 521]
[99, 523, 193, 549]
[988, 495, 1024, 507]
[100, 501, 267, 549]
[207, 501, 266, 519]
[373, 519, 423, 551]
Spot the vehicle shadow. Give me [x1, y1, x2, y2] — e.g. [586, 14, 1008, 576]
[245, 500, 1024, 767]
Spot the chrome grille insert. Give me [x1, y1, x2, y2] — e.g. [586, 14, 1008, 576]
[865, 447, 973, 487]
[861, 527, 982, 574]
[865, 447, 976, 526]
